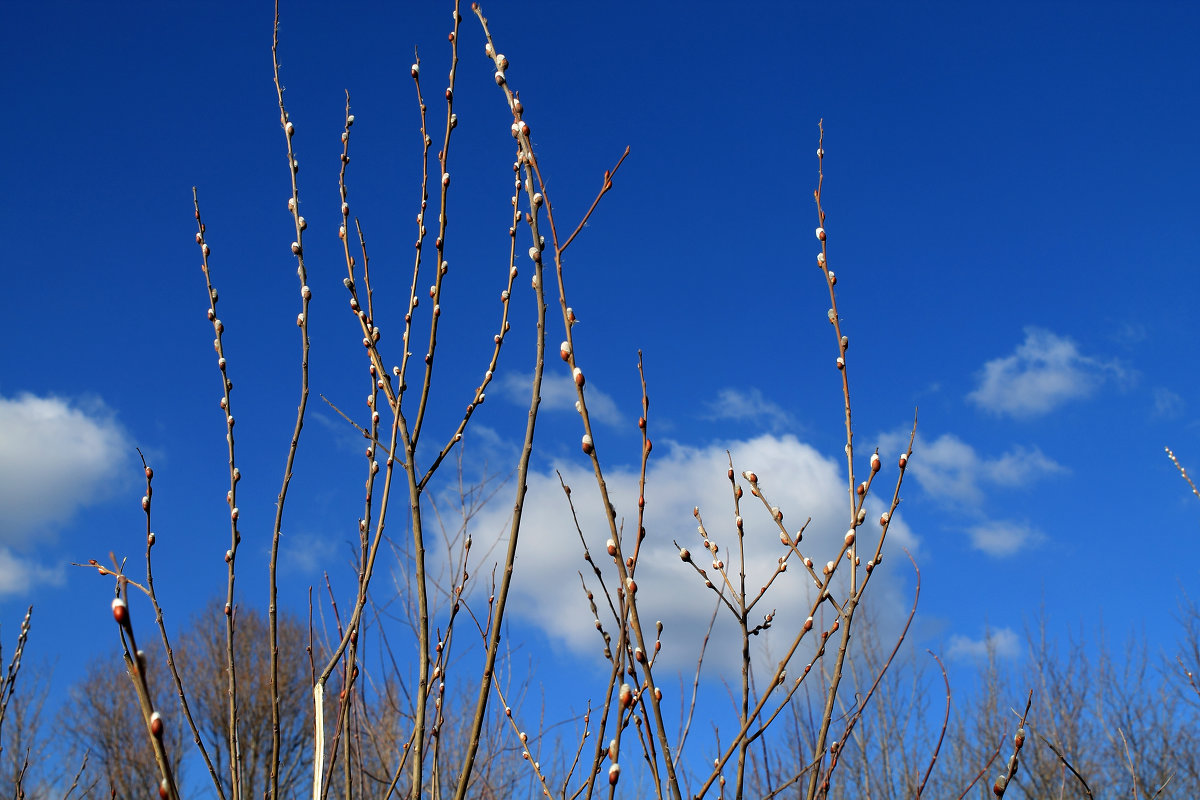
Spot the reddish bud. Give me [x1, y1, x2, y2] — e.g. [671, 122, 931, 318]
[150, 711, 164, 738]
[582, 435, 594, 455]
[111, 597, 129, 627]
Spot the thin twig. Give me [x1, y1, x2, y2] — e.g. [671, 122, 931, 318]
[1037, 732, 1095, 800]
[1165, 447, 1200, 500]
[917, 650, 950, 797]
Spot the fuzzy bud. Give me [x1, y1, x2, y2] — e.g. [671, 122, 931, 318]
[870, 453, 881, 472]
[608, 763, 620, 785]
[111, 597, 129, 627]
[573, 367, 584, 386]
[581, 434, 594, 455]
[816, 227, 826, 241]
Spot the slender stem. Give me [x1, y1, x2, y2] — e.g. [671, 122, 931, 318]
[270, 5, 312, 797]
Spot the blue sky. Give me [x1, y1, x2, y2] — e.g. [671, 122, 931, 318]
[2, 0, 1199, 768]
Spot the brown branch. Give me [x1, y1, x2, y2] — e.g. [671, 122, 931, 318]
[1037, 731, 1095, 800]
[917, 650, 950, 797]
[270, 5, 314, 796]
[1165, 447, 1200, 500]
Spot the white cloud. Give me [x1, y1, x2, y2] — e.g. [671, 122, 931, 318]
[279, 530, 340, 576]
[968, 328, 1125, 418]
[703, 388, 795, 431]
[500, 372, 623, 427]
[878, 432, 1064, 509]
[965, 521, 1042, 557]
[981, 445, 1066, 487]
[0, 547, 64, 597]
[946, 627, 1019, 661]
[458, 434, 917, 677]
[1153, 387, 1185, 418]
[0, 393, 131, 547]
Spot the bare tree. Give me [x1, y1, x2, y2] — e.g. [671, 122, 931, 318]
[64, 650, 183, 800]
[175, 603, 314, 800]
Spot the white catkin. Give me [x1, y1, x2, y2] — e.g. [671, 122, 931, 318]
[312, 684, 325, 800]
